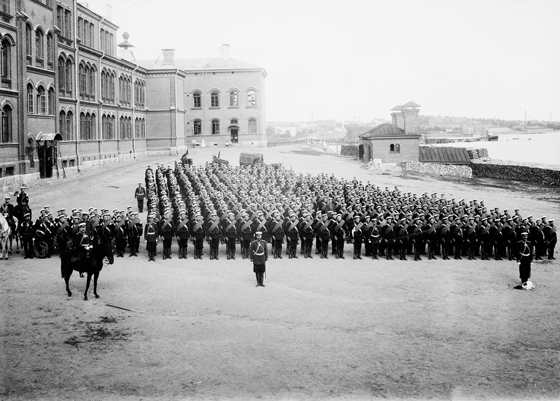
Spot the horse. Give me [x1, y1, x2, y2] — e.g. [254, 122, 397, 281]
[61, 240, 114, 300]
[7, 215, 19, 255]
[0, 213, 11, 260]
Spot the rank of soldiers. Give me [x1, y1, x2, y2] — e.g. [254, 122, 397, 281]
[2, 160, 556, 262]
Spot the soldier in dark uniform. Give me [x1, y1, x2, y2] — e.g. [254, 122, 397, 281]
[223, 212, 238, 260]
[362, 214, 373, 257]
[127, 212, 142, 257]
[73, 222, 91, 275]
[20, 212, 34, 259]
[250, 231, 268, 287]
[351, 214, 364, 259]
[54, 214, 72, 255]
[34, 213, 53, 258]
[285, 213, 299, 259]
[317, 213, 331, 259]
[331, 213, 346, 259]
[453, 221, 464, 260]
[370, 218, 381, 259]
[516, 231, 533, 286]
[465, 217, 478, 260]
[192, 213, 206, 259]
[300, 213, 315, 259]
[114, 214, 127, 257]
[160, 212, 175, 260]
[175, 211, 190, 259]
[207, 212, 222, 260]
[270, 213, 285, 259]
[410, 218, 423, 261]
[382, 216, 395, 260]
[478, 217, 491, 260]
[134, 182, 146, 213]
[16, 185, 29, 206]
[144, 214, 159, 261]
[424, 215, 438, 260]
[239, 213, 254, 259]
[544, 219, 556, 260]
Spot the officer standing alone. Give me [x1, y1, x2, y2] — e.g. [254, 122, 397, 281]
[250, 231, 268, 287]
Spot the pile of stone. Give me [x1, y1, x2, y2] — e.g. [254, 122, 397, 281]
[402, 161, 473, 178]
[471, 162, 560, 186]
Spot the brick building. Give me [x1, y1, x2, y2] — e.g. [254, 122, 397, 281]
[0, 0, 266, 184]
[360, 102, 421, 164]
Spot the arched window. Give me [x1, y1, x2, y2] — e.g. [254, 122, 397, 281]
[88, 66, 95, 98]
[390, 144, 395, 152]
[211, 91, 219, 107]
[247, 90, 256, 106]
[79, 112, 85, 140]
[46, 33, 54, 69]
[193, 119, 201, 135]
[1, 105, 12, 143]
[91, 113, 96, 139]
[230, 91, 238, 107]
[127, 117, 132, 139]
[48, 88, 55, 115]
[248, 118, 257, 134]
[193, 92, 201, 108]
[58, 56, 65, 94]
[120, 117, 125, 139]
[109, 73, 115, 102]
[79, 64, 86, 97]
[37, 86, 46, 114]
[35, 29, 44, 66]
[141, 119, 145, 138]
[231, 118, 238, 125]
[395, 143, 400, 153]
[59, 110, 66, 140]
[27, 83, 34, 114]
[211, 119, 220, 135]
[25, 24, 32, 63]
[1, 39, 11, 88]
[66, 110, 73, 140]
[65, 59, 72, 95]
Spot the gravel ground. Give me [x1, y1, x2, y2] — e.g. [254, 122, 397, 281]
[1, 145, 559, 401]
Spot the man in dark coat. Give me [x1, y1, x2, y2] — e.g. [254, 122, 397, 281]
[250, 231, 268, 287]
[516, 232, 533, 286]
[134, 182, 146, 213]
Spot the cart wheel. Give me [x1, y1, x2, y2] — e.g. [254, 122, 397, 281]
[33, 240, 49, 258]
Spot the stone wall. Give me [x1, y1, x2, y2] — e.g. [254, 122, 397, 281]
[403, 161, 473, 178]
[471, 163, 560, 186]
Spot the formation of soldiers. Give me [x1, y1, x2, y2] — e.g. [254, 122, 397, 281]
[139, 160, 557, 263]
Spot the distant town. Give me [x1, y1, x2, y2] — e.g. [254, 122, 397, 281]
[267, 116, 560, 144]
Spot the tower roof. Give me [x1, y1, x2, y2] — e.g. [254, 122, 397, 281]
[402, 101, 421, 108]
[390, 105, 403, 112]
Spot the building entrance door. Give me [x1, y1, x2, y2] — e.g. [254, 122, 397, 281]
[38, 144, 53, 178]
[230, 128, 238, 143]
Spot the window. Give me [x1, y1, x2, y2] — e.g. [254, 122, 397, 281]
[78, 18, 83, 42]
[211, 91, 219, 107]
[64, 10, 71, 38]
[248, 118, 257, 134]
[26, 24, 32, 64]
[59, 111, 66, 139]
[247, 90, 256, 106]
[37, 86, 46, 115]
[46, 33, 53, 69]
[1, 0, 10, 14]
[79, 64, 86, 97]
[231, 118, 238, 125]
[193, 92, 201, 108]
[395, 144, 400, 153]
[193, 119, 201, 135]
[1, 105, 11, 143]
[27, 84, 34, 114]
[212, 119, 220, 135]
[88, 66, 95, 98]
[48, 88, 55, 115]
[390, 144, 395, 152]
[1, 39, 11, 87]
[65, 59, 72, 96]
[58, 57, 65, 94]
[35, 30, 44, 66]
[66, 111, 73, 140]
[230, 91, 238, 107]
[141, 119, 145, 138]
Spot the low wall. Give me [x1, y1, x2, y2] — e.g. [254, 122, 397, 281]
[403, 161, 473, 178]
[471, 163, 560, 186]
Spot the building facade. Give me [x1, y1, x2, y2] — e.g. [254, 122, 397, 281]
[0, 0, 266, 184]
[360, 102, 421, 164]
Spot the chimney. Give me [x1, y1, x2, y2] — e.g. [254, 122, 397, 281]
[220, 44, 230, 60]
[105, 4, 112, 21]
[117, 32, 135, 62]
[161, 49, 176, 66]
[402, 102, 421, 135]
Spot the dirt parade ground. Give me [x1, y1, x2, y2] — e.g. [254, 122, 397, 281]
[1, 145, 559, 401]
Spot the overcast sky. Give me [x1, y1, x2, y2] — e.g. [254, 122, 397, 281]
[84, 0, 560, 123]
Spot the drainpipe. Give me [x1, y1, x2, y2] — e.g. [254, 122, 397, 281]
[99, 16, 105, 165]
[73, 0, 81, 171]
[131, 63, 139, 159]
[174, 68, 179, 154]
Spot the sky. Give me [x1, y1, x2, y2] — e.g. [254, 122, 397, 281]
[83, 0, 560, 123]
